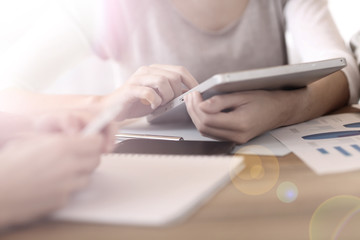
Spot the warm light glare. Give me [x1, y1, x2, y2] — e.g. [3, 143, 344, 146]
[230, 145, 280, 196]
[310, 195, 360, 240]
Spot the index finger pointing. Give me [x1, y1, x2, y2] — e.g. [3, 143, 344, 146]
[149, 64, 198, 89]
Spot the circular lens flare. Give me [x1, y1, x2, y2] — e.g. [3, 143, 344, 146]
[276, 181, 298, 203]
[230, 145, 280, 196]
[310, 195, 360, 240]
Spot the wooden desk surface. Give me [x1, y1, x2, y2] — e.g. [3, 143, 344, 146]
[2, 153, 360, 240]
[2, 107, 360, 240]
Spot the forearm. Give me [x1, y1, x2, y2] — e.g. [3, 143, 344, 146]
[281, 71, 349, 127]
[285, 0, 360, 103]
[0, 88, 102, 115]
[0, 112, 34, 146]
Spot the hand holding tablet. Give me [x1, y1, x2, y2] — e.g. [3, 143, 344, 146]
[82, 58, 347, 134]
[147, 58, 347, 124]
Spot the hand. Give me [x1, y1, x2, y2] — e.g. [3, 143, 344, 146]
[103, 64, 198, 120]
[32, 109, 116, 153]
[0, 134, 104, 229]
[185, 90, 291, 143]
[33, 109, 98, 134]
[0, 112, 33, 146]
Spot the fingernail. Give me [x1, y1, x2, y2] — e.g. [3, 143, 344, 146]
[140, 99, 151, 106]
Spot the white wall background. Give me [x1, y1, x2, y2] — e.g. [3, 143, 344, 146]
[0, 0, 56, 55]
[328, 0, 360, 42]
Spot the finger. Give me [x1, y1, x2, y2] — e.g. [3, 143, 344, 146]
[37, 113, 86, 135]
[60, 114, 85, 134]
[78, 155, 101, 173]
[149, 64, 198, 89]
[186, 91, 223, 135]
[66, 142, 102, 174]
[131, 74, 173, 103]
[129, 85, 163, 109]
[102, 122, 117, 153]
[189, 92, 240, 130]
[35, 115, 62, 133]
[199, 92, 250, 114]
[136, 66, 184, 97]
[68, 175, 92, 193]
[119, 84, 163, 110]
[62, 135, 104, 157]
[148, 67, 185, 97]
[148, 74, 175, 104]
[185, 92, 251, 142]
[185, 91, 203, 129]
[189, 91, 213, 124]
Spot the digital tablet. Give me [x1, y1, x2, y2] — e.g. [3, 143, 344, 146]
[147, 58, 347, 124]
[113, 139, 235, 155]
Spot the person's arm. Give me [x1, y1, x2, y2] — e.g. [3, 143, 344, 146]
[0, 0, 199, 119]
[0, 64, 198, 121]
[0, 134, 104, 229]
[0, 88, 101, 115]
[0, 106, 117, 229]
[185, 0, 358, 143]
[285, 0, 359, 104]
[0, 112, 33, 146]
[0, 109, 116, 152]
[269, 0, 357, 123]
[185, 71, 348, 143]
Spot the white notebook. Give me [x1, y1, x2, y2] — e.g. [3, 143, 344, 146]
[53, 154, 244, 226]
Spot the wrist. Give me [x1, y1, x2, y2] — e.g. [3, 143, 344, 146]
[281, 71, 350, 127]
[275, 88, 309, 127]
[81, 95, 104, 108]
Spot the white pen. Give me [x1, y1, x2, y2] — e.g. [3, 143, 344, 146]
[82, 103, 124, 136]
[116, 133, 184, 141]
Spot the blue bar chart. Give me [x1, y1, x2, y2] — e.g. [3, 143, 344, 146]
[271, 113, 360, 174]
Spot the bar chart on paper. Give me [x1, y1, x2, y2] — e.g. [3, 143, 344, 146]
[271, 113, 360, 175]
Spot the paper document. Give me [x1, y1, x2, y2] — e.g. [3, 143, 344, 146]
[271, 113, 360, 175]
[119, 118, 290, 156]
[53, 154, 244, 226]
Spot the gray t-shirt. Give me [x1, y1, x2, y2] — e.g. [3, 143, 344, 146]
[87, 0, 358, 103]
[94, 0, 288, 83]
[1, 0, 358, 102]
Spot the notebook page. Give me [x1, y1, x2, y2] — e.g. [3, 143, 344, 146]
[53, 154, 244, 226]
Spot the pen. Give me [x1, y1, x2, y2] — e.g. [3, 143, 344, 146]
[82, 103, 124, 136]
[116, 133, 184, 141]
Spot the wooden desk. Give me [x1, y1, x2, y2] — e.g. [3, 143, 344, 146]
[2, 107, 360, 240]
[2, 152, 360, 240]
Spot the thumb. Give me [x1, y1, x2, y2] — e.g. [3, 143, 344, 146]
[199, 93, 246, 114]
